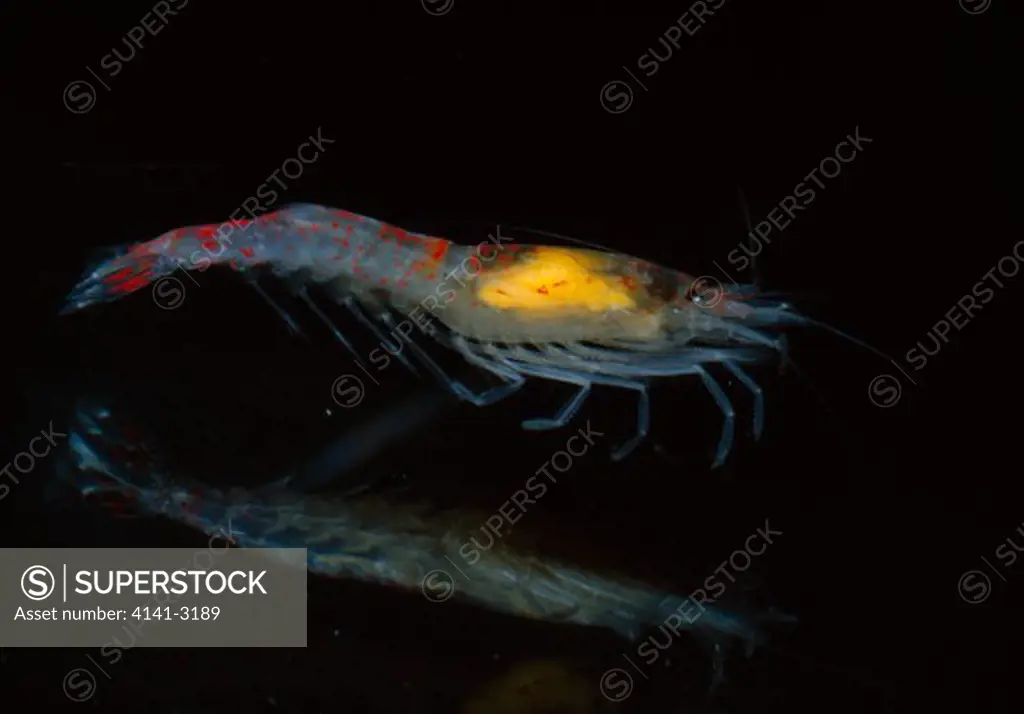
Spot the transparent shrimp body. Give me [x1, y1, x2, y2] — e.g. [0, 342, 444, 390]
[61, 207, 814, 467]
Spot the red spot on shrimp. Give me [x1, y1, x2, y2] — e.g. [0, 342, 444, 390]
[240, 247, 255, 258]
[429, 239, 449, 261]
[196, 226, 217, 238]
[102, 267, 133, 284]
[380, 225, 411, 243]
[620, 276, 637, 290]
[537, 286, 549, 295]
[342, 239, 350, 248]
[201, 239, 218, 251]
[128, 243, 153, 259]
[113, 275, 152, 294]
[332, 222, 340, 229]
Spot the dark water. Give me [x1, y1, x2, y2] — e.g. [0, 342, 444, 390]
[5, 1, 1013, 712]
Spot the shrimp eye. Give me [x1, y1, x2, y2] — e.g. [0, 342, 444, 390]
[684, 282, 708, 306]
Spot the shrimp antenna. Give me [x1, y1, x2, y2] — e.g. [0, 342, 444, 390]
[500, 224, 637, 258]
[730, 186, 884, 484]
[736, 183, 763, 292]
[731, 184, 894, 365]
[507, 218, 892, 362]
[789, 312, 895, 364]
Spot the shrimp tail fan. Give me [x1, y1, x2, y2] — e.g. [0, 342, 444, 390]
[61, 242, 179, 314]
[54, 398, 175, 518]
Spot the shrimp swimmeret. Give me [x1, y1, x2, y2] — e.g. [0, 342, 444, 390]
[63, 203, 880, 467]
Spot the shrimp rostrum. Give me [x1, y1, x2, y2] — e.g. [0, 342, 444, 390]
[64, 203, 873, 467]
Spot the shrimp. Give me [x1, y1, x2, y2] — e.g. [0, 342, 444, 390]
[60, 396, 795, 692]
[63, 203, 883, 467]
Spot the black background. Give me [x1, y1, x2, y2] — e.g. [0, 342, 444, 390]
[3, 0, 1015, 712]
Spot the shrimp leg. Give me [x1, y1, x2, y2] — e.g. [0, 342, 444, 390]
[390, 329, 526, 406]
[249, 279, 307, 340]
[453, 346, 530, 405]
[521, 379, 591, 430]
[721, 361, 765, 440]
[340, 297, 420, 376]
[694, 366, 736, 469]
[295, 287, 373, 370]
[485, 357, 650, 461]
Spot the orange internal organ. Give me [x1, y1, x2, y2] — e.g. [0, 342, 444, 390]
[475, 247, 637, 313]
